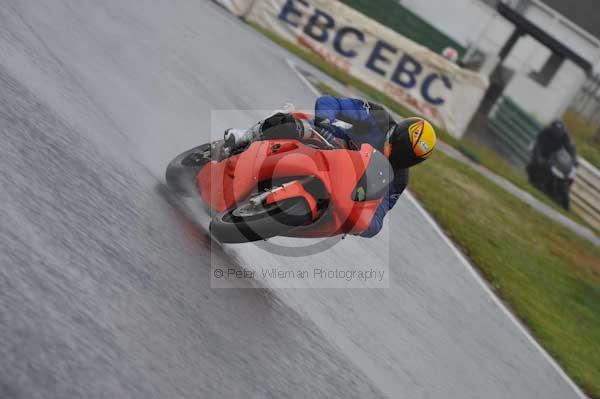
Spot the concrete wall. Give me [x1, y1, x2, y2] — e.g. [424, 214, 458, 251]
[504, 60, 587, 124]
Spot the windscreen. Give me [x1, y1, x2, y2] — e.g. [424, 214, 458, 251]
[351, 149, 394, 202]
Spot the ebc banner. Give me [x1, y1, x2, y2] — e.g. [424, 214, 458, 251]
[246, 0, 488, 136]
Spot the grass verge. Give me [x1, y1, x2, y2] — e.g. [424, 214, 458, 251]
[410, 151, 600, 398]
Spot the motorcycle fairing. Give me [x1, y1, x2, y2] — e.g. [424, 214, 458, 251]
[196, 140, 385, 237]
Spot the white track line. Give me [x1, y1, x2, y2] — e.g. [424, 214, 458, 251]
[286, 58, 587, 399]
[286, 58, 321, 97]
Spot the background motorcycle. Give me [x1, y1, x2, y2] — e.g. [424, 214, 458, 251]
[527, 147, 576, 210]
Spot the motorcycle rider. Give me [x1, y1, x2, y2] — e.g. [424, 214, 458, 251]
[224, 96, 437, 237]
[527, 120, 578, 187]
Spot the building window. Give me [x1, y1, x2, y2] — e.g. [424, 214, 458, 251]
[529, 52, 564, 87]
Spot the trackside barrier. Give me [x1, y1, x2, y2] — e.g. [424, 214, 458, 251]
[571, 159, 600, 231]
[489, 96, 600, 230]
[243, 0, 488, 137]
[488, 96, 542, 167]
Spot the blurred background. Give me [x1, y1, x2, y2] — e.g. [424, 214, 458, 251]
[1, 1, 599, 398]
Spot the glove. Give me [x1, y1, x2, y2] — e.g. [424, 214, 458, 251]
[314, 116, 332, 129]
[315, 118, 354, 149]
[318, 125, 339, 144]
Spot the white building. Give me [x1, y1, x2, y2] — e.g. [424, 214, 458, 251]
[399, 0, 600, 124]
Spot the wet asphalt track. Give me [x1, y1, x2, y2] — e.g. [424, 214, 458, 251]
[0, 1, 583, 398]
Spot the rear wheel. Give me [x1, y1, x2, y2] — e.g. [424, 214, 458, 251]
[165, 142, 218, 197]
[210, 197, 313, 243]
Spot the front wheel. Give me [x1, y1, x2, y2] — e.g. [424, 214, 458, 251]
[555, 180, 571, 210]
[210, 197, 313, 243]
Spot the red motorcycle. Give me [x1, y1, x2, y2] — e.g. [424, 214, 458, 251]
[165, 112, 393, 243]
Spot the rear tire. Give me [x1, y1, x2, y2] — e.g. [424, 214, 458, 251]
[165, 143, 215, 197]
[210, 197, 312, 243]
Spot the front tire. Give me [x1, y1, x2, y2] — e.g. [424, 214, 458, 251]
[210, 197, 312, 243]
[556, 180, 571, 210]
